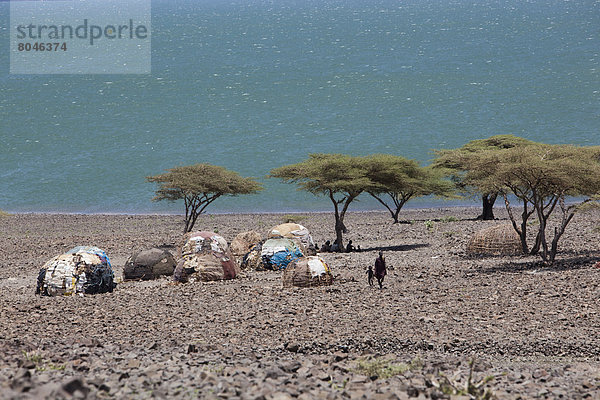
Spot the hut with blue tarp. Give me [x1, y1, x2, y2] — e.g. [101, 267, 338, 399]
[260, 238, 304, 270]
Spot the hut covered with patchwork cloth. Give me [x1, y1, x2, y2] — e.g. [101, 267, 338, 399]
[282, 256, 333, 288]
[259, 238, 304, 270]
[174, 231, 240, 282]
[36, 246, 116, 296]
[268, 223, 314, 250]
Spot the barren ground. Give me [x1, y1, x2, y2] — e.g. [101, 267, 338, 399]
[0, 207, 599, 399]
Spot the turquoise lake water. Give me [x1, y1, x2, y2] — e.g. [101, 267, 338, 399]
[1, 0, 599, 213]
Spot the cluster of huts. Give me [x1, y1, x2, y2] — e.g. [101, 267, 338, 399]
[35, 223, 334, 297]
[35, 219, 524, 297]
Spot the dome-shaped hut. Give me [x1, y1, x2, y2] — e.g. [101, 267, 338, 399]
[36, 246, 116, 296]
[124, 248, 176, 280]
[282, 256, 333, 288]
[230, 231, 262, 257]
[268, 223, 314, 250]
[174, 231, 240, 282]
[259, 238, 304, 270]
[466, 224, 523, 256]
[241, 241, 263, 270]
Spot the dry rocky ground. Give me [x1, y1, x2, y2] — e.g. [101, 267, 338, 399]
[0, 207, 599, 399]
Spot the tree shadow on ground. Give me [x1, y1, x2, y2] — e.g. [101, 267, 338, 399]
[473, 254, 600, 274]
[395, 217, 510, 224]
[360, 244, 430, 252]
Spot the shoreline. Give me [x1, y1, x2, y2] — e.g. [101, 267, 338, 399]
[1, 204, 487, 217]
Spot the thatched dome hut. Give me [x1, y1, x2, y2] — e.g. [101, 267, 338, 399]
[124, 248, 176, 280]
[174, 231, 240, 282]
[282, 256, 333, 288]
[466, 224, 522, 256]
[36, 246, 116, 296]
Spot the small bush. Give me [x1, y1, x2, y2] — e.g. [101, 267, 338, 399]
[440, 216, 459, 223]
[431, 359, 498, 400]
[354, 357, 421, 380]
[22, 351, 65, 372]
[23, 351, 42, 365]
[281, 214, 308, 224]
[424, 220, 435, 231]
[0, 209, 11, 218]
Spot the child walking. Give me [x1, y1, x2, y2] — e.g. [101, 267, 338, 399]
[366, 265, 374, 286]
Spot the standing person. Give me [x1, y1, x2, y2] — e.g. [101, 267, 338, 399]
[374, 251, 386, 289]
[366, 265, 374, 286]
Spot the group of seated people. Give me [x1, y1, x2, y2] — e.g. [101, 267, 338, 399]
[318, 239, 360, 253]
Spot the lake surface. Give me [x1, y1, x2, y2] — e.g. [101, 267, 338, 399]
[1, 0, 598, 213]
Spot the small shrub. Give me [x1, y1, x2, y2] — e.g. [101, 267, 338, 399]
[443, 231, 457, 237]
[354, 356, 421, 380]
[440, 216, 459, 223]
[282, 214, 308, 224]
[22, 351, 65, 372]
[425, 220, 435, 231]
[203, 362, 224, 374]
[47, 363, 66, 371]
[23, 351, 43, 365]
[431, 359, 498, 400]
[330, 378, 348, 391]
[0, 209, 11, 218]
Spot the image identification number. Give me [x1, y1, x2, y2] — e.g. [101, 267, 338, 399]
[17, 42, 67, 52]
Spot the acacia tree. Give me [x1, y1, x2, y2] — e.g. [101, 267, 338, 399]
[147, 164, 262, 233]
[466, 144, 600, 263]
[270, 154, 371, 248]
[432, 135, 536, 220]
[363, 154, 455, 223]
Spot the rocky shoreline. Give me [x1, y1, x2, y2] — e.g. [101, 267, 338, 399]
[1, 207, 599, 399]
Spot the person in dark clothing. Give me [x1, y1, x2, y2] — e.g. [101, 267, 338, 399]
[346, 240, 355, 253]
[366, 265, 374, 286]
[320, 240, 331, 252]
[330, 241, 341, 252]
[374, 251, 386, 289]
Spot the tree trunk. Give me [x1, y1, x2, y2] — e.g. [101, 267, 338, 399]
[536, 211, 548, 262]
[331, 190, 345, 249]
[334, 217, 344, 249]
[549, 227, 560, 263]
[549, 197, 577, 263]
[530, 229, 541, 255]
[477, 193, 497, 220]
[504, 194, 529, 254]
